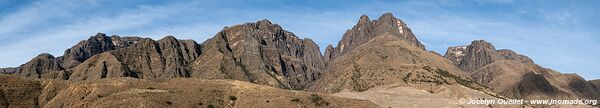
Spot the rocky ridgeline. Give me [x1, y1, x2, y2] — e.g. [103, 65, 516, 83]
[11, 20, 324, 90]
[5, 13, 600, 107]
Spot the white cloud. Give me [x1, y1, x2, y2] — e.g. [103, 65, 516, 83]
[541, 10, 578, 25]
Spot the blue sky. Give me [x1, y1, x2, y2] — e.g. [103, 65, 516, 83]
[0, 0, 599, 79]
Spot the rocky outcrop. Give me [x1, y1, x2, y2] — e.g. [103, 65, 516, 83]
[329, 13, 426, 60]
[445, 40, 600, 99]
[323, 45, 334, 63]
[191, 20, 325, 90]
[14, 53, 64, 78]
[0, 67, 16, 74]
[454, 40, 505, 73]
[443, 46, 467, 66]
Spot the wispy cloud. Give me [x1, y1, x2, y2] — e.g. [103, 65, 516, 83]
[541, 10, 578, 25]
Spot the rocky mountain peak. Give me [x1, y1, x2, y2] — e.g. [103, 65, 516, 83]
[92, 32, 108, 38]
[331, 13, 426, 61]
[375, 13, 396, 24]
[15, 53, 63, 78]
[191, 19, 324, 90]
[159, 35, 178, 41]
[358, 15, 371, 24]
[255, 19, 282, 30]
[469, 40, 496, 50]
[36, 53, 55, 58]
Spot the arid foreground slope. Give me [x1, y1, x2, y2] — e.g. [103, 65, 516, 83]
[0, 75, 376, 108]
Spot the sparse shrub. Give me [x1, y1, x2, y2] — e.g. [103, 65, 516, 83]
[166, 101, 173, 105]
[310, 94, 328, 106]
[208, 104, 215, 108]
[435, 69, 480, 90]
[228, 96, 237, 101]
[291, 98, 300, 102]
[403, 73, 412, 82]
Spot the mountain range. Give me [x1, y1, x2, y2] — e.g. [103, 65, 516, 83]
[1, 13, 598, 108]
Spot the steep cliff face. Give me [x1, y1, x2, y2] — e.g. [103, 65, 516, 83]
[327, 13, 425, 61]
[14, 33, 142, 79]
[323, 45, 335, 63]
[454, 40, 505, 73]
[191, 20, 325, 90]
[69, 36, 202, 80]
[444, 40, 600, 99]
